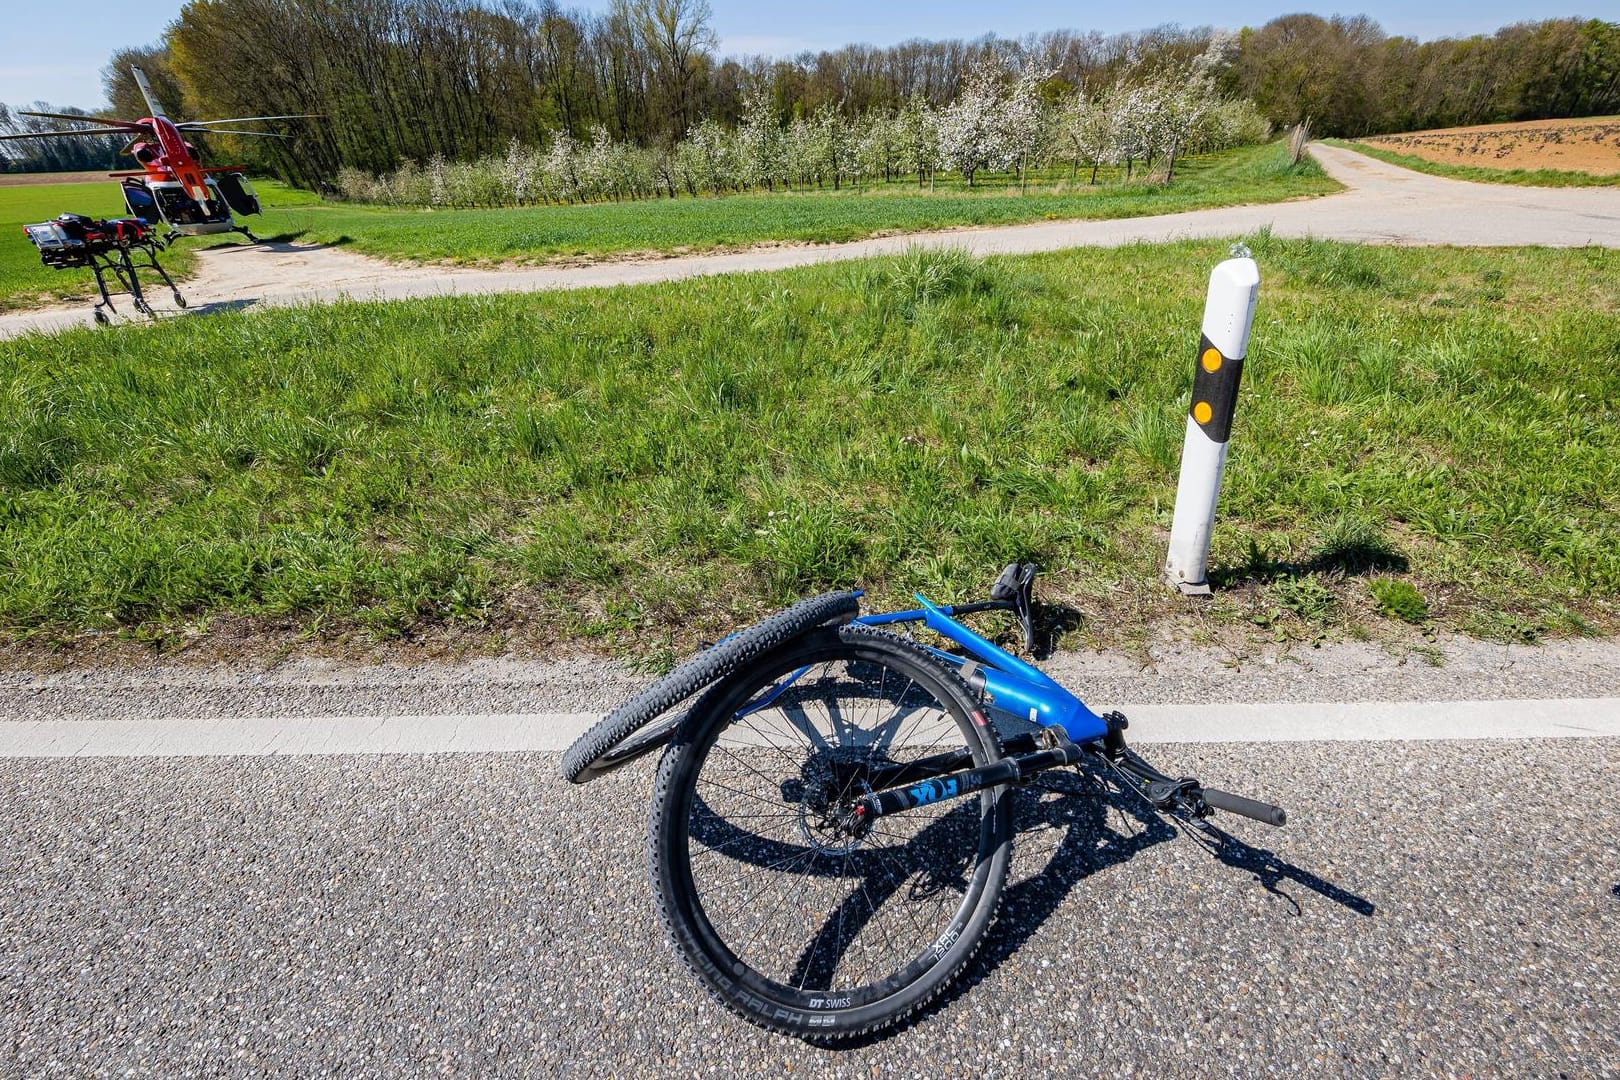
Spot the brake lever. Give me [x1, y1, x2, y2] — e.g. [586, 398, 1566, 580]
[1144, 778, 1208, 816]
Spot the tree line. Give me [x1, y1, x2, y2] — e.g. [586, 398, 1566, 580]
[1231, 15, 1620, 136]
[1, 4, 1616, 179]
[0, 105, 127, 172]
[334, 59, 1270, 207]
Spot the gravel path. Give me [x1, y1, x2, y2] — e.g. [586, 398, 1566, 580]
[5, 143, 1619, 338]
[2, 739, 1616, 1077]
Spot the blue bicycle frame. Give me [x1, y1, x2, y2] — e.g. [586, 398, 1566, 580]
[601, 583, 1286, 828]
[855, 594, 1110, 745]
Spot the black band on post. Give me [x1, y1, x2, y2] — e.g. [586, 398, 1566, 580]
[1188, 333, 1245, 443]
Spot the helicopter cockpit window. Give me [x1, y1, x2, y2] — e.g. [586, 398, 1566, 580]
[149, 181, 218, 225]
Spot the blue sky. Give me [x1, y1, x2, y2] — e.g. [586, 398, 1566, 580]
[3, 1, 1614, 109]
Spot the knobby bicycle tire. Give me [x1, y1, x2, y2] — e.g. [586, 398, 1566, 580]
[648, 624, 1014, 1040]
[560, 591, 860, 783]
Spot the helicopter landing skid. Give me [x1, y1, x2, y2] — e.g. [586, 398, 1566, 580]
[167, 226, 260, 246]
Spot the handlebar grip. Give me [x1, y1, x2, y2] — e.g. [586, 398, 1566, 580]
[1200, 788, 1287, 827]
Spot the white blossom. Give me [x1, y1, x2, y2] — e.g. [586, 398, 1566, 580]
[735, 88, 782, 190]
[328, 50, 1273, 207]
[1000, 64, 1054, 184]
[937, 62, 1004, 186]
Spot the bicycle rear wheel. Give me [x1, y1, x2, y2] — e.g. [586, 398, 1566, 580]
[649, 625, 1013, 1039]
[561, 591, 859, 783]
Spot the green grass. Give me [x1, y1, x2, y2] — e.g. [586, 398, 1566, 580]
[2, 236, 1616, 653]
[255, 142, 1335, 265]
[1331, 139, 1620, 188]
[0, 179, 320, 313]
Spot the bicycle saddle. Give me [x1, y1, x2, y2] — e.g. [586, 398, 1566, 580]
[990, 562, 1038, 654]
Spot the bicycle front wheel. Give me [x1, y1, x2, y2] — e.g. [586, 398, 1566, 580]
[649, 625, 1013, 1039]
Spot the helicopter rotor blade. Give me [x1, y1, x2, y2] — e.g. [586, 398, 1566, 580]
[178, 115, 322, 127]
[18, 111, 150, 131]
[0, 128, 139, 141]
[180, 127, 294, 139]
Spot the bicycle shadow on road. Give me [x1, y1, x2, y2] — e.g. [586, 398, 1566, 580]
[1181, 817, 1376, 918]
[997, 768, 1375, 943]
[857, 770, 1377, 1046]
[685, 758, 1373, 1048]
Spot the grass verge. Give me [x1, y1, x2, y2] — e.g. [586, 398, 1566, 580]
[254, 142, 1334, 265]
[1330, 139, 1620, 188]
[1, 236, 1616, 656]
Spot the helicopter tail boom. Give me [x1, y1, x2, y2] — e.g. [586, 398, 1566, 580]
[131, 67, 165, 119]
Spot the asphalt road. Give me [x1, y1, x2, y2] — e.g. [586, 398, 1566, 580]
[5, 636, 1620, 1077]
[5, 143, 1620, 338]
[2, 737, 1616, 1078]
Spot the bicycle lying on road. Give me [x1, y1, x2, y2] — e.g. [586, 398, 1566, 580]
[562, 567, 1288, 1039]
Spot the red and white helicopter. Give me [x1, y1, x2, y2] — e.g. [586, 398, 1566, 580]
[1, 66, 313, 243]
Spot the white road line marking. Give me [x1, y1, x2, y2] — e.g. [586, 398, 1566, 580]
[0, 699, 1615, 758]
[1122, 698, 1620, 743]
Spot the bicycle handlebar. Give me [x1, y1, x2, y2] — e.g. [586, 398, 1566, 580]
[1200, 787, 1287, 827]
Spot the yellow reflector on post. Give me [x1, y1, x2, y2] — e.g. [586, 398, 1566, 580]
[1201, 347, 1223, 373]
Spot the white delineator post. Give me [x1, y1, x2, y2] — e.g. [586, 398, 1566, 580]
[1165, 253, 1261, 595]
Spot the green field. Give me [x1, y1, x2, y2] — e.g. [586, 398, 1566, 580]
[258, 143, 1335, 265]
[0, 178, 320, 313]
[2, 236, 1615, 655]
[0, 181, 186, 313]
[1330, 139, 1620, 187]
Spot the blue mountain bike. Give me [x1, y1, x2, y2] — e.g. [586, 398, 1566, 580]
[562, 567, 1287, 1039]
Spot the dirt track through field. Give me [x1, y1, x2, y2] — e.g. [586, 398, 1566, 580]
[5, 143, 1620, 338]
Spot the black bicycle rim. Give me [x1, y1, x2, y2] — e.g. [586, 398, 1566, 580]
[651, 627, 1012, 1037]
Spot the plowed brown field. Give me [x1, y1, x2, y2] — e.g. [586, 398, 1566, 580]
[1363, 116, 1620, 175]
[0, 171, 112, 186]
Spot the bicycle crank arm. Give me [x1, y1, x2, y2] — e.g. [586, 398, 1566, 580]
[848, 729, 1086, 823]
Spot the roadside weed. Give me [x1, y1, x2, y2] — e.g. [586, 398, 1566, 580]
[1271, 576, 1338, 622]
[1369, 579, 1430, 624]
